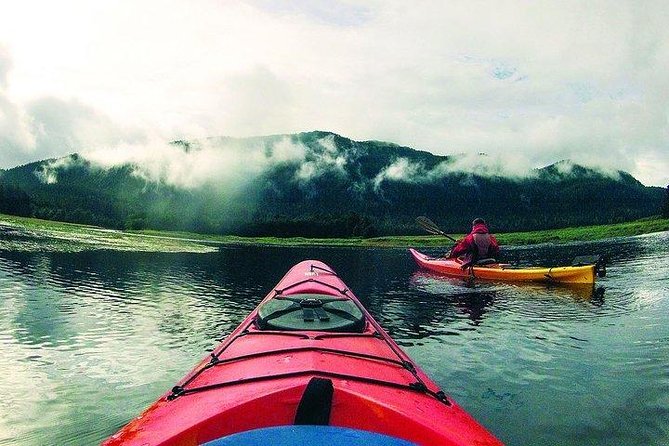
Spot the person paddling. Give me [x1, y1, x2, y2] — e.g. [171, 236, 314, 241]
[449, 218, 500, 267]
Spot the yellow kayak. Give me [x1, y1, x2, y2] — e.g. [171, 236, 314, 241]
[409, 248, 600, 284]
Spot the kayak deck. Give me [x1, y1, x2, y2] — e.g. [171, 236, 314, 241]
[409, 248, 596, 284]
[103, 260, 503, 446]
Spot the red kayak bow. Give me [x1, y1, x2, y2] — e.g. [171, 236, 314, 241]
[102, 260, 503, 446]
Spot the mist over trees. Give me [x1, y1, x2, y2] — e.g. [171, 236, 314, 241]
[0, 131, 664, 237]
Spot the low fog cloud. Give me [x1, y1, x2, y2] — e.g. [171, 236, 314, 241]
[295, 134, 348, 183]
[373, 154, 536, 190]
[79, 136, 309, 191]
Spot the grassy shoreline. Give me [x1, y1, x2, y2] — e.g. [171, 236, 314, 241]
[134, 216, 669, 247]
[1, 213, 667, 250]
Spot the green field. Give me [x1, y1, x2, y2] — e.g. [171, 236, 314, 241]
[1, 213, 667, 252]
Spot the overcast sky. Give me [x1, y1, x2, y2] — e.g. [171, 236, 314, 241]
[1, 0, 667, 186]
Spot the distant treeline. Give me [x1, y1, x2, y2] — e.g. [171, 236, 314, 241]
[238, 213, 378, 238]
[1, 177, 665, 238]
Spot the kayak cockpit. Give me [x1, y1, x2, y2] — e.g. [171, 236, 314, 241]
[256, 293, 366, 332]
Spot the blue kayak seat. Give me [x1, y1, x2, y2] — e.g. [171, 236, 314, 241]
[203, 425, 418, 446]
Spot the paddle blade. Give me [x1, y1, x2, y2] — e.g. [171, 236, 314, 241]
[415, 216, 458, 242]
[415, 216, 444, 235]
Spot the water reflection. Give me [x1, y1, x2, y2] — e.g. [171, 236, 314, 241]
[409, 271, 499, 326]
[410, 269, 607, 324]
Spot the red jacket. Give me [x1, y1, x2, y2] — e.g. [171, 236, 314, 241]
[449, 223, 499, 260]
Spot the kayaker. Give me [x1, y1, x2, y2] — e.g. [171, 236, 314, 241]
[449, 218, 499, 266]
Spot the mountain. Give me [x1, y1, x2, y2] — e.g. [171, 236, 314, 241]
[0, 131, 664, 237]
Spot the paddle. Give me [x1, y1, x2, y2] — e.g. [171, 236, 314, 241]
[415, 216, 458, 243]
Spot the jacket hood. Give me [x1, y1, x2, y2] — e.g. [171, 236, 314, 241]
[471, 223, 490, 234]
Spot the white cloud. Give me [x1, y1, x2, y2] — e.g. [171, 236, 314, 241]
[0, 0, 667, 186]
[34, 157, 76, 185]
[372, 153, 536, 191]
[28, 97, 144, 155]
[80, 136, 307, 190]
[373, 158, 423, 190]
[0, 95, 36, 163]
[295, 134, 348, 182]
[0, 44, 11, 88]
[434, 153, 536, 179]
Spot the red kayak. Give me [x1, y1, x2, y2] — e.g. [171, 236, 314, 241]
[102, 260, 503, 446]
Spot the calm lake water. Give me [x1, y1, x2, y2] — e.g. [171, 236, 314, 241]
[0, 231, 668, 445]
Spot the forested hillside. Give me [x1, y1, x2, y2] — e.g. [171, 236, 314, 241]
[0, 131, 664, 237]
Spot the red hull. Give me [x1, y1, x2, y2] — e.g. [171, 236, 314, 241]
[102, 260, 503, 446]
